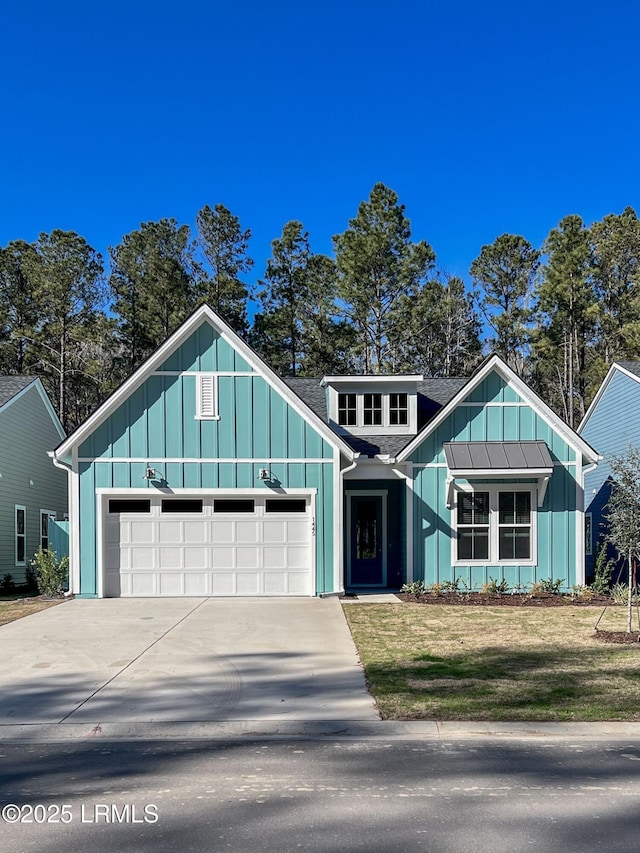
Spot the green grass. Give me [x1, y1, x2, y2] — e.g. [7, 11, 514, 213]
[0, 597, 60, 627]
[343, 603, 640, 721]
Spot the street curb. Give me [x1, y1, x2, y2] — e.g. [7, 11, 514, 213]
[2, 720, 640, 742]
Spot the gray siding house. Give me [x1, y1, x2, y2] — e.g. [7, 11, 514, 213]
[0, 377, 67, 586]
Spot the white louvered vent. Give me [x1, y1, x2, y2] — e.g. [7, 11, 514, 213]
[196, 374, 218, 419]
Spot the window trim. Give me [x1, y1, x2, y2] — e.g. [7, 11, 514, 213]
[15, 505, 26, 567]
[331, 387, 417, 434]
[195, 373, 221, 420]
[452, 485, 537, 566]
[585, 512, 592, 557]
[40, 509, 57, 553]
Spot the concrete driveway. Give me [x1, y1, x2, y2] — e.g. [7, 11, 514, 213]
[0, 598, 379, 727]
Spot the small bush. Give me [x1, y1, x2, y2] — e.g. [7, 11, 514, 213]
[530, 577, 565, 596]
[400, 580, 426, 599]
[481, 577, 510, 595]
[31, 548, 68, 597]
[591, 542, 613, 595]
[440, 579, 461, 593]
[0, 573, 14, 595]
[426, 582, 445, 596]
[610, 583, 639, 605]
[572, 584, 597, 600]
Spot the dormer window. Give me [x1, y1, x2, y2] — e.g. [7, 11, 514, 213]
[326, 376, 422, 435]
[338, 394, 357, 426]
[363, 394, 382, 426]
[389, 393, 408, 425]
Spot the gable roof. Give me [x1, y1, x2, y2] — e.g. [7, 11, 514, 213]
[579, 361, 640, 434]
[396, 355, 600, 464]
[0, 376, 65, 439]
[284, 376, 467, 457]
[53, 304, 355, 461]
[0, 376, 37, 409]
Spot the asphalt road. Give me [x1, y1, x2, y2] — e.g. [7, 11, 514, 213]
[2, 737, 639, 853]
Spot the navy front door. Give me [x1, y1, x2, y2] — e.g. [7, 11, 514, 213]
[348, 494, 386, 586]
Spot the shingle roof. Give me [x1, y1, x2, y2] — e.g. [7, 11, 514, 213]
[617, 361, 640, 378]
[0, 376, 36, 408]
[283, 376, 468, 457]
[443, 440, 553, 471]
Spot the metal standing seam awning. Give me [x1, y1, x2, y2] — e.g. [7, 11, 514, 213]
[443, 441, 554, 508]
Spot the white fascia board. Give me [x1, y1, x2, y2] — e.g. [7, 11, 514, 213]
[397, 355, 600, 465]
[578, 362, 640, 434]
[448, 467, 553, 478]
[321, 374, 423, 386]
[54, 304, 354, 462]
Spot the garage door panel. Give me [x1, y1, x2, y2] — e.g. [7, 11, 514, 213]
[236, 520, 260, 543]
[159, 522, 183, 543]
[184, 548, 208, 569]
[185, 573, 209, 595]
[236, 572, 260, 595]
[158, 573, 183, 595]
[236, 547, 260, 569]
[211, 548, 234, 569]
[185, 520, 209, 543]
[105, 495, 312, 597]
[131, 573, 156, 595]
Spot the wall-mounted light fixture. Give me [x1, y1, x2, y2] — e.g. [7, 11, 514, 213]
[144, 467, 157, 481]
[258, 468, 270, 480]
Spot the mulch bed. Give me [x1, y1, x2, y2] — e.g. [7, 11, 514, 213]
[594, 630, 640, 644]
[394, 592, 615, 607]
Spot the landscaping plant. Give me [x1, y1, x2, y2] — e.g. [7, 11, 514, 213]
[31, 548, 68, 597]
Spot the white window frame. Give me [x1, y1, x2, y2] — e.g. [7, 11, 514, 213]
[195, 373, 220, 420]
[15, 505, 26, 567]
[585, 512, 592, 557]
[40, 509, 57, 553]
[331, 386, 418, 434]
[452, 485, 537, 566]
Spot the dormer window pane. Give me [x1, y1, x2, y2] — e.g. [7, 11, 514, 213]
[363, 393, 382, 426]
[338, 393, 357, 425]
[389, 393, 408, 425]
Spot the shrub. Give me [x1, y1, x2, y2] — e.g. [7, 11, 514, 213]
[400, 580, 426, 599]
[440, 579, 461, 593]
[0, 573, 14, 595]
[571, 584, 597, 600]
[610, 582, 639, 605]
[591, 542, 613, 595]
[31, 548, 68, 597]
[530, 577, 565, 596]
[481, 577, 510, 595]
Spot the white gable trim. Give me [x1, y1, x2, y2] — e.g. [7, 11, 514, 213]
[0, 378, 65, 440]
[53, 304, 353, 461]
[396, 355, 599, 464]
[578, 362, 640, 434]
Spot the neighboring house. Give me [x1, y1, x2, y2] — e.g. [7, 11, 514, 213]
[52, 305, 598, 598]
[0, 377, 67, 586]
[578, 361, 640, 581]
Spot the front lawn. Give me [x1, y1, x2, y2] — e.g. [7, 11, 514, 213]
[0, 597, 60, 627]
[343, 602, 640, 721]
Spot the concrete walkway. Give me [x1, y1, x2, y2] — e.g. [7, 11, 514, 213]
[0, 598, 379, 728]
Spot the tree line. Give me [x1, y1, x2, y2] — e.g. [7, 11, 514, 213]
[1, 183, 639, 432]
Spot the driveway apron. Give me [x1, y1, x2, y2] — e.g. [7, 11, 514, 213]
[0, 598, 379, 724]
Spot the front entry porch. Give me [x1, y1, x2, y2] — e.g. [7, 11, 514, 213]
[344, 479, 406, 591]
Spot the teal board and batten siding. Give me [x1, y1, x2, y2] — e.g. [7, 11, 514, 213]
[76, 326, 336, 596]
[409, 372, 579, 590]
[580, 369, 640, 579]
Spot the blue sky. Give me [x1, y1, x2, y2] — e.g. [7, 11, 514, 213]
[2, 0, 639, 305]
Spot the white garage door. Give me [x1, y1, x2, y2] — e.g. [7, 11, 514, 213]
[103, 495, 313, 597]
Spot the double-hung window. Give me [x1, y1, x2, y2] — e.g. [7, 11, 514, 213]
[363, 393, 382, 426]
[457, 493, 490, 560]
[455, 488, 534, 563]
[389, 393, 408, 425]
[338, 393, 357, 426]
[15, 505, 26, 566]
